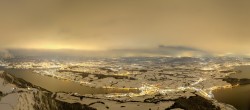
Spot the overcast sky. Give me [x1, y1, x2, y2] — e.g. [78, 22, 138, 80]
[0, 0, 250, 55]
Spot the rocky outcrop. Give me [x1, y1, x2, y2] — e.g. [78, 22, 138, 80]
[32, 92, 96, 110]
[222, 78, 250, 85]
[0, 72, 96, 110]
[166, 95, 220, 110]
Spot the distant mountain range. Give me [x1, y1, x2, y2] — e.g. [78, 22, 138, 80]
[0, 45, 244, 58]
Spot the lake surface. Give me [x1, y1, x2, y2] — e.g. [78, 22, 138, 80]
[213, 66, 250, 110]
[0, 67, 139, 95]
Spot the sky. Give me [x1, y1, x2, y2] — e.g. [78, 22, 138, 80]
[0, 0, 250, 56]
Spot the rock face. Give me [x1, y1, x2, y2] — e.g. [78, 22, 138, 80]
[166, 95, 220, 110]
[32, 92, 96, 110]
[222, 77, 250, 85]
[0, 71, 96, 110]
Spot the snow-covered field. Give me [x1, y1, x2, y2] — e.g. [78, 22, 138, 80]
[1, 57, 247, 110]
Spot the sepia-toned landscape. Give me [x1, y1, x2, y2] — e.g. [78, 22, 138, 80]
[1, 0, 250, 110]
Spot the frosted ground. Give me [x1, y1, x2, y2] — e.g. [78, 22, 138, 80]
[1, 57, 249, 110]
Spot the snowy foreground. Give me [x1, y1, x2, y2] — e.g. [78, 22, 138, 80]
[0, 57, 247, 110]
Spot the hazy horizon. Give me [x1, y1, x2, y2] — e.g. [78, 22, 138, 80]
[0, 45, 248, 58]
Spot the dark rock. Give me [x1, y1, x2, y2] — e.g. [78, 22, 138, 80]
[88, 101, 105, 106]
[165, 95, 220, 110]
[0, 91, 3, 96]
[222, 78, 250, 85]
[0, 91, 3, 100]
[144, 97, 168, 104]
[220, 70, 234, 73]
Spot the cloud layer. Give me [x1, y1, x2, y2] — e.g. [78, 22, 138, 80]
[0, 0, 250, 55]
[5, 45, 209, 58]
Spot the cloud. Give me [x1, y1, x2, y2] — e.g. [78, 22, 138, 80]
[156, 45, 209, 56]
[158, 45, 204, 52]
[5, 45, 210, 58]
[0, 0, 250, 54]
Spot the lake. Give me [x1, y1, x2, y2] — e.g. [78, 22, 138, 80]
[213, 66, 250, 110]
[0, 67, 139, 95]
